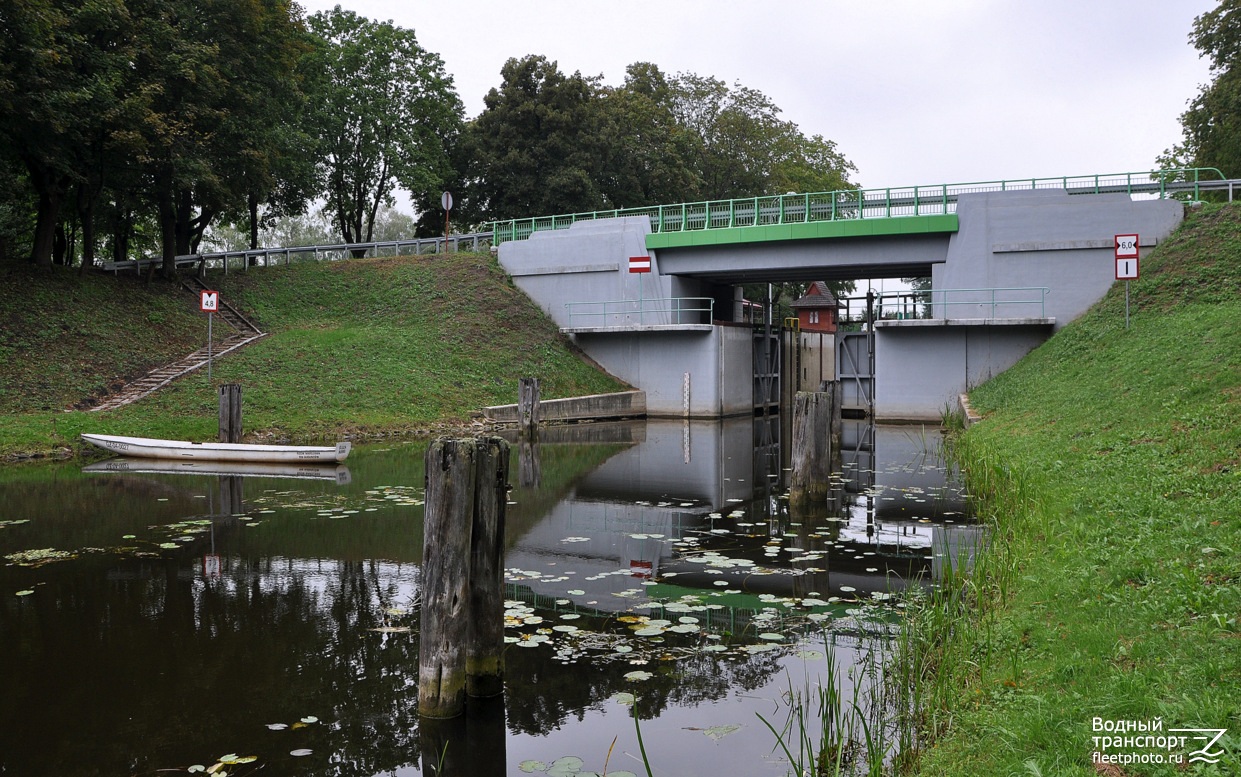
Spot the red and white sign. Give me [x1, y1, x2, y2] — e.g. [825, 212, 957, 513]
[628, 256, 651, 274]
[1115, 234, 1139, 259]
[1116, 257, 1139, 280]
[200, 290, 220, 312]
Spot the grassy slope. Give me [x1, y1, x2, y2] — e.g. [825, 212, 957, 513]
[919, 204, 1240, 775]
[0, 252, 626, 458]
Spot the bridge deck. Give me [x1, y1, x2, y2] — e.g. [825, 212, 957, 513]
[492, 168, 1229, 251]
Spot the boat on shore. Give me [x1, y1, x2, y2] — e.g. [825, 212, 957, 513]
[81, 433, 351, 463]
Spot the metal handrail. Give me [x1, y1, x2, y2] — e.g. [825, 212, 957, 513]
[564, 297, 715, 328]
[195, 232, 497, 274]
[103, 232, 497, 275]
[491, 168, 1228, 245]
[840, 287, 1051, 321]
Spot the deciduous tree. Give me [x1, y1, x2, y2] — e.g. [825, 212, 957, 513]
[304, 9, 462, 247]
[1162, 0, 1241, 178]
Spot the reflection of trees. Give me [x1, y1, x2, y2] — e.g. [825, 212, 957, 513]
[0, 555, 424, 777]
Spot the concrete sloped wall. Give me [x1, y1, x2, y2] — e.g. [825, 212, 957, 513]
[934, 190, 1183, 329]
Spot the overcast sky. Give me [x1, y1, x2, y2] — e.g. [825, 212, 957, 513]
[298, 0, 1219, 192]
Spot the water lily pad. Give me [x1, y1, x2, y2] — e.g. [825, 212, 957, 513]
[548, 756, 584, 776]
[15, 590, 34, 597]
[623, 670, 653, 681]
[220, 755, 257, 765]
[702, 724, 742, 741]
[519, 760, 547, 772]
[613, 692, 636, 705]
[300, 716, 318, 724]
[290, 749, 312, 757]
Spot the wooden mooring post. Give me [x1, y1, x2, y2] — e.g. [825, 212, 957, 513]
[789, 390, 834, 506]
[218, 383, 242, 443]
[518, 378, 540, 438]
[419, 437, 510, 719]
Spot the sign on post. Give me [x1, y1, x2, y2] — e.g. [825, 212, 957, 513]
[201, 290, 219, 381]
[1114, 234, 1138, 329]
[441, 191, 453, 243]
[1115, 234, 1139, 280]
[628, 256, 651, 274]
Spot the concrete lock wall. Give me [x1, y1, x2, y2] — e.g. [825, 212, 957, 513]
[499, 217, 667, 329]
[572, 326, 754, 417]
[935, 190, 1183, 329]
[874, 320, 1053, 421]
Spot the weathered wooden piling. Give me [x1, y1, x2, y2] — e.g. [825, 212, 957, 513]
[466, 437, 508, 698]
[518, 378, 540, 437]
[789, 391, 834, 506]
[218, 383, 242, 443]
[419, 439, 476, 718]
[419, 437, 510, 719]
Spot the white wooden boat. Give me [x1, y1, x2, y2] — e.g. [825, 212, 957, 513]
[81, 433, 351, 463]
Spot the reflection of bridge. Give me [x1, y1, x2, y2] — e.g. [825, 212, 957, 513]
[497, 170, 1217, 420]
[504, 418, 980, 615]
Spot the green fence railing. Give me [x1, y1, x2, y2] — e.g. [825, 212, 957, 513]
[491, 168, 1227, 245]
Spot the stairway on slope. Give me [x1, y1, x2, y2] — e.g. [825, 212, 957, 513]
[86, 280, 265, 412]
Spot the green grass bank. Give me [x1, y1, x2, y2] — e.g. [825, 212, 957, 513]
[912, 203, 1240, 775]
[0, 252, 626, 459]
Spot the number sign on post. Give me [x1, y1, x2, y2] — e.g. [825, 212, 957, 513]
[1114, 234, 1139, 280]
[1114, 234, 1139, 329]
[201, 290, 219, 380]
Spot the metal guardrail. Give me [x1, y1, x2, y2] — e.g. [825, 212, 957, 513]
[840, 287, 1051, 322]
[564, 297, 715, 328]
[101, 232, 496, 275]
[491, 168, 1229, 245]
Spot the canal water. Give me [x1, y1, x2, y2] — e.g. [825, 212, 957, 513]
[0, 419, 976, 777]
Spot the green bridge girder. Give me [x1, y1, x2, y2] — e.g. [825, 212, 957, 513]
[644, 213, 958, 250]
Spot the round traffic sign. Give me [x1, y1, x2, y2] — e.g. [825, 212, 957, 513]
[441, 191, 453, 211]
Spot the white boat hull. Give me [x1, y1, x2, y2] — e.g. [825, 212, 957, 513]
[82, 433, 351, 463]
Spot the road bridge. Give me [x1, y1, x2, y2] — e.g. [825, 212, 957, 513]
[496, 170, 1219, 420]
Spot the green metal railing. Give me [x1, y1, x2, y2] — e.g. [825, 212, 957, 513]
[564, 297, 715, 328]
[491, 168, 1227, 245]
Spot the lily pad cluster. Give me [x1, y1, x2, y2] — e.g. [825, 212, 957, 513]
[4, 547, 78, 567]
[518, 755, 635, 777]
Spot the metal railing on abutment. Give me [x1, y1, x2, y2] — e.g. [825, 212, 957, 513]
[102, 232, 496, 275]
[838, 287, 1051, 324]
[491, 168, 1231, 245]
[564, 297, 716, 328]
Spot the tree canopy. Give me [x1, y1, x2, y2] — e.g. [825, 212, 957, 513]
[460, 58, 857, 224]
[304, 8, 462, 246]
[1, 11, 858, 269]
[1162, 0, 1241, 178]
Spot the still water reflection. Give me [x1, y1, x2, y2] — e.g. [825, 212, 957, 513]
[0, 418, 976, 777]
